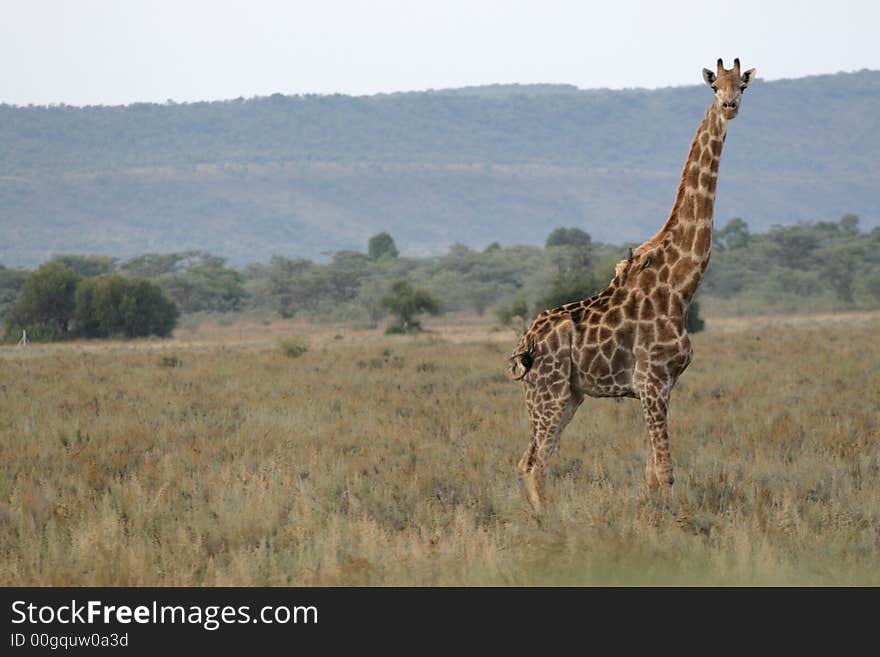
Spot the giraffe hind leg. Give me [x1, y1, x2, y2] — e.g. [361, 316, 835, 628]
[518, 389, 583, 514]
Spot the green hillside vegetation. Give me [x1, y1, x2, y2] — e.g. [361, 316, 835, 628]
[3, 215, 879, 342]
[1, 71, 878, 266]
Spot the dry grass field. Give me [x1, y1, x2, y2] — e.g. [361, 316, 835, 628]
[1, 318, 878, 585]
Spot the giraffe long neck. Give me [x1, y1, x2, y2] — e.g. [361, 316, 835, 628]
[652, 102, 728, 302]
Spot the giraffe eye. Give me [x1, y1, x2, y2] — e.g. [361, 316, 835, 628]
[740, 85, 747, 92]
[711, 85, 717, 93]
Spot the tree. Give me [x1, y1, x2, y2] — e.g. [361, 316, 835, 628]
[447, 242, 472, 257]
[75, 275, 178, 338]
[356, 278, 393, 327]
[0, 265, 28, 322]
[821, 246, 858, 304]
[495, 294, 530, 333]
[593, 253, 626, 287]
[368, 232, 399, 261]
[116, 279, 179, 337]
[864, 270, 880, 303]
[121, 251, 203, 278]
[534, 269, 598, 315]
[49, 254, 117, 277]
[545, 227, 594, 275]
[714, 217, 751, 251]
[72, 276, 110, 337]
[3, 262, 82, 341]
[463, 283, 496, 316]
[839, 213, 860, 237]
[158, 257, 248, 313]
[264, 256, 322, 318]
[326, 250, 372, 302]
[545, 227, 592, 249]
[702, 264, 746, 298]
[766, 224, 819, 270]
[767, 267, 822, 297]
[380, 280, 440, 332]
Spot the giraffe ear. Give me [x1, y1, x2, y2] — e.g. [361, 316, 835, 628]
[702, 68, 716, 86]
[741, 68, 757, 87]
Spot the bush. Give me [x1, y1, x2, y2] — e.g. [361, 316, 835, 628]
[384, 324, 407, 335]
[158, 355, 183, 368]
[5, 266, 178, 342]
[3, 262, 82, 341]
[495, 295, 530, 332]
[380, 280, 441, 332]
[279, 335, 309, 358]
[75, 275, 179, 338]
[534, 269, 599, 315]
[115, 278, 179, 338]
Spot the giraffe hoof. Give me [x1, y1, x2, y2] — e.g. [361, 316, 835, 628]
[521, 474, 544, 515]
[645, 466, 674, 493]
[524, 489, 544, 516]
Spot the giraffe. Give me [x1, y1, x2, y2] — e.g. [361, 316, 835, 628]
[508, 58, 757, 513]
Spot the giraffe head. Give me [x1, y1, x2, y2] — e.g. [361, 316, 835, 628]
[702, 58, 756, 120]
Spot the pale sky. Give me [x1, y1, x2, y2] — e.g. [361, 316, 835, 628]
[2, 0, 878, 106]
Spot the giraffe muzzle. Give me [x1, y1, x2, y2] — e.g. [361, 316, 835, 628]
[720, 101, 739, 119]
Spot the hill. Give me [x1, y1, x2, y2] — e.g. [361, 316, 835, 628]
[1, 70, 878, 266]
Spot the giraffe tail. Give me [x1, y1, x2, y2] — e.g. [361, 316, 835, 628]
[508, 347, 534, 381]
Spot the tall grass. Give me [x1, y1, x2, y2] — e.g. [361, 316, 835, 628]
[0, 322, 878, 585]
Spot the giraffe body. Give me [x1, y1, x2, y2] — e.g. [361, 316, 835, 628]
[510, 59, 756, 512]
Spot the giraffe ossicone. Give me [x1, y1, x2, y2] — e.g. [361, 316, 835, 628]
[509, 59, 757, 514]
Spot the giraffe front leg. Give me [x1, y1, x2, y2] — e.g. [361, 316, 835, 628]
[638, 384, 674, 491]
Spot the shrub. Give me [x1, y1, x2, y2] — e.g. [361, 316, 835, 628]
[75, 275, 179, 338]
[380, 280, 441, 332]
[534, 269, 599, 315]
[279, 335, 309, 358]
[495, 295, 530, 332]
[3, 262, 82, 342]
[384, 325, 407, 335]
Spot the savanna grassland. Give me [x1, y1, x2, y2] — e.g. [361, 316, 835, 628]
[0, 319, 878, 585]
